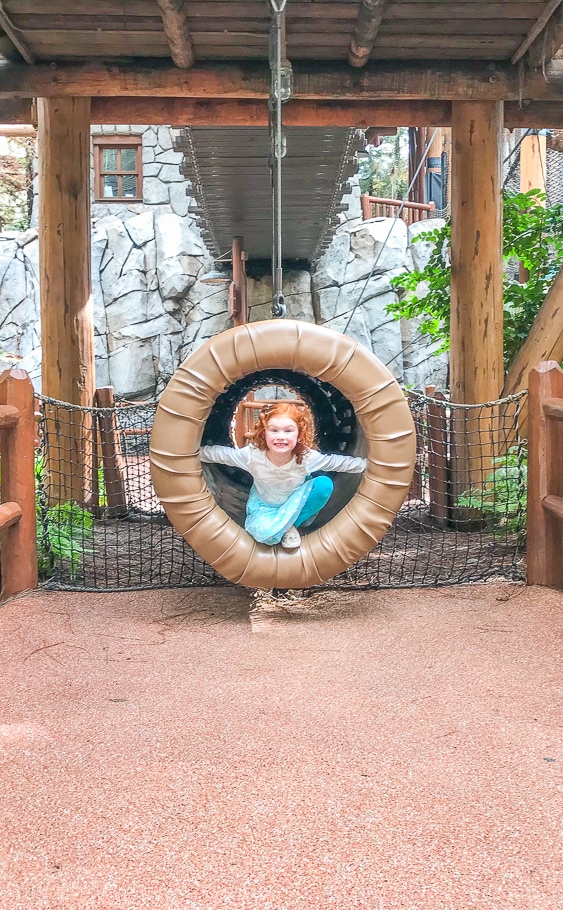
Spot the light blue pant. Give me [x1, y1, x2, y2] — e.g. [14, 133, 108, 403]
[294, 475, 334, 528]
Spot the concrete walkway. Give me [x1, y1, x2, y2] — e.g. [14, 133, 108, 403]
[1, 583, 562, 909]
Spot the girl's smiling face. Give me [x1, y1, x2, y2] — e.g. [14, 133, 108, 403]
[265, 416, 299, 462]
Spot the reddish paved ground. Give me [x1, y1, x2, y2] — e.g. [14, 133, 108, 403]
[1, 582, 562, 910]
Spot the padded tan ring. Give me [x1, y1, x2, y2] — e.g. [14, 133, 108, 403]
[150, 320, 416, 589]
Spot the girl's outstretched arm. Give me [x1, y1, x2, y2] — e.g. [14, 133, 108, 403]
[200, 445, 252, 470]
[308, 451, 367, 474]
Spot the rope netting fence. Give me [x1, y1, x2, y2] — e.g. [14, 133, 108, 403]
[35, 389, 527, 592]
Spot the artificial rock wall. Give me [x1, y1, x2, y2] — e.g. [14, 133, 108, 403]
[0, 125, 447, 398]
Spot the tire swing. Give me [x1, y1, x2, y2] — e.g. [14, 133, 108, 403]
[149, 319, 416, 589]
[149, 0, 415, 588]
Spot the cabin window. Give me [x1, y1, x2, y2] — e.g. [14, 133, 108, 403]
[93, 136, 142, 202]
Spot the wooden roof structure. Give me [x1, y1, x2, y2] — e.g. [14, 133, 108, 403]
[1, 1, 562, 68]
[6, 2, 563, 411]
[2, 1, 561, 261]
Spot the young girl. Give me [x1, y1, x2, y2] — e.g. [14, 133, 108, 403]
[200, 400, 366, 549]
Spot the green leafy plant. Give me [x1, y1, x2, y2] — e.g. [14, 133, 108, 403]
[388, 190, 563, 367]
[35, 454, 94, 579]
[456, 446, 527, 539]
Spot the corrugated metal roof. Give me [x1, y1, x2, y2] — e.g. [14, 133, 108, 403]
[175, 126, 364, 261]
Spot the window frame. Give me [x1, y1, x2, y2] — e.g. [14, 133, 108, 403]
[93, 135, 143, 203]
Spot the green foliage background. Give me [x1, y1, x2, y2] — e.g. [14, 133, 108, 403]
[388, 190, 563, 368]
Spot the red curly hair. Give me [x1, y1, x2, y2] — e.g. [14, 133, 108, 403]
[245, 400, 316, 464]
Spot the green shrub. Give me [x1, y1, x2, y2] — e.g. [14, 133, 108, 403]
[456, 446, 527, 539]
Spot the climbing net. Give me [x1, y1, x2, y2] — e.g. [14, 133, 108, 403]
[36, 388, 527, 592]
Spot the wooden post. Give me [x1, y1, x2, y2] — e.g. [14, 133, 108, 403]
[230, 236, 248, 327]
[94, 387, 128, 517]
[502, 262, 563, 439]
[408, 127, 426, 205]
[520, 131, 547, 196]
[406, 390, 423, 500]
[360, 193, 372, 220]
[450, 102, 504, 498]
[427, 389, 450, 525]
[37, 97, 94, 504]
[450, 101, 504, 405]
[0, 369, 38, 599]
[527, 361, 563, 589]
[519, 131, 547, 282]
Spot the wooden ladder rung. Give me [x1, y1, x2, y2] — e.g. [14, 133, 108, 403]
[543, 398, 563, 421]
[0, 501, 22, 532]
[0, 405, 20, 428]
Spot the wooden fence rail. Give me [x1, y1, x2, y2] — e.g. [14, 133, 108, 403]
[0, 369, 37, 600]
[361, 194, 436, 224]
[527, 361, 563, 589]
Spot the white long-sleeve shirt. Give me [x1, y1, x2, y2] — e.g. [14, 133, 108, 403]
[200, 444, 366, 506]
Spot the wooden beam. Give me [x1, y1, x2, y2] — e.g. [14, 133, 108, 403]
[87, 98, 563, 129]
[450, 101, 504, 405]
[0, 369, 38, 599]
[0, 123, 35, 136]
[156, 0, 195, 69]
[502, 263, 563, 439]
[91, 96, 453, 126]
[349, 0, 389, 68]
[38, 97, 95, 504]
[5, 97, 563, 129]
[526, 361, 563, 588]
[0, 1, 35, 64]
[511, 0, 563, 63]
[504, 100, 563, 127]
[5, 61, 563, 102]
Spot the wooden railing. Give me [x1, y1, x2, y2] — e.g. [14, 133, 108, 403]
[361, 194, 436, 224]
[527, 361, 563, 589]
[0, 369, 37, 599]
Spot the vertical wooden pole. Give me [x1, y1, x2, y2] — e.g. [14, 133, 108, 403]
[520, 131, 547, 197]
[94, 387, 128, 517]
[37, 97, 94, 504]
[427, 390, 451, 525]
[519, 131, 547, 282]
[408, 127, 426, 205]
[406, 390, 423, 500]
[450, 101, 504, 405]
[231, 236, 248, 327]
[450, 102, 504, 500]
[527, 361, 563, 588]
[360, 193, 372, 220]
[0, 369, 38, 599]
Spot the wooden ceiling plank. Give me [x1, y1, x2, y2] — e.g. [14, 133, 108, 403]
[386, 2, 545, 18]
[512, 0, 563, 63]
[372, 36, 518, 51]
[15, 15, 165, 31]
[349, 0, 390, 67]
[156, 0, 194, 68]
[379, 19, 534, 36]
[0, 0, 34, 63]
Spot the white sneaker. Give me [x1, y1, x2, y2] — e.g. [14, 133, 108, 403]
[281, 526, 301, 549]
